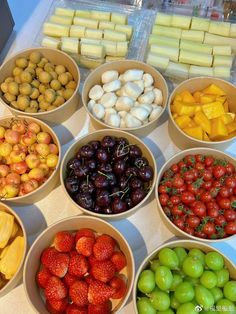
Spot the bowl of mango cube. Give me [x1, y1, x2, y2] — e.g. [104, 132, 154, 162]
[0, 202, 27, 297]
[168, 77, 236, 149]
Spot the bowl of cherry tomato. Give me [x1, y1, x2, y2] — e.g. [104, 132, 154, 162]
[156, 148, 236, 242]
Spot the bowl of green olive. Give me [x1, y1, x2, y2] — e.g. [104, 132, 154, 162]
[0, 48, 80, 124]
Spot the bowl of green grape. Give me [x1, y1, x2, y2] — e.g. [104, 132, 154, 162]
[133, 240, 236, 314]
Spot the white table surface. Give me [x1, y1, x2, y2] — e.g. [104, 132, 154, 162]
[0, 0, 236, 313]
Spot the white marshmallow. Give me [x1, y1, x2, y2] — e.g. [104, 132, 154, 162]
[87, 99, 95, 112]
[143, 73, 154, 87]
[125, 113, 142, 128]
[100, 92, 117, 108]
[123, 69, 144, 82]
[115, 96, 134, 112]
[153, 88, 163, 105]
[89, 85, 104, 100]
[106, 113, 121, 127]
[123, 82, 143, 99]
[138, 91, 155, 104]
[130, 106, 149, 121]
[92, 103, 105, 119]
[101, 70, 119, 84]
[103, 79, 121, 93]
[149, 106, 163, 121]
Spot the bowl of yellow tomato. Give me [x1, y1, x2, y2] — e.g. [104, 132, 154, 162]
[168, 77, 236, 149]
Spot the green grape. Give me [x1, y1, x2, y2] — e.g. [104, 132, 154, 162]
[223, 281, 236, 302]
[158, 309, 175, 314]
[150, 259, 161, 272]
[174, 281, 195, 303]
[183, 256, 204, 278]
[138, 270, 155, 293]
[210, 287, 223, 302]
[159, 248, 179, 270]
[216, 299, 236, 314]
[195, 285, 215, 309]
[184, 276, 199, 286]
[176, 302, 196, 314]
[200, 271, 217, 289]
[155, 266, 173, 291]
[205, 252, 224, 271]
[137, 297, 156, 314]
[215, 269, 230, 288]
[149, 289, 170, 311]
[170, 294, 181, 309]
[174, 247, 188, 267]
[170, 273, 183, 291]
[188, 248, 205, 265]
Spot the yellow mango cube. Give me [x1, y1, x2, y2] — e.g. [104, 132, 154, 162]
[171, 100, 182, 113]
[188, 120, 197, 127]
[174, 94, 182, 101]
[172, 113, 178, 119]
[175, 115, 192, 129]
[220, 113, 235, 125]
[176, 104, 196, 116]
[203, 132, 211, 141]
[202, 101, 225, 119]
[226, 122, 236, 134]
[223, 101, 229, 113]
[193, 91, 202, 103]
[202, 84, 226, 96]
[183, 126, 203, 140]
[216, 96, 227, 104]
[210, 118, 228, 140]
[200, 94, 216, 104]
[195, 105, 202, 113]
[180, 90, 196, 104]
[194, 111, 211, 134]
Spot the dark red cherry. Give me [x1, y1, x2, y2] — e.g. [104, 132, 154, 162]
[131, 188, 146, 205]
[96, 189, 110, 207]
[75, 192, 93, 209]
[138, 166, 154, 182]
[112, 198, 127, 214]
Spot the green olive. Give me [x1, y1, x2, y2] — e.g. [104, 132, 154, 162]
[31, 79, 40, 88]
[66, 80, 77, 89]
[37, 58, 47, 68]
[44, 63, 54, 72]
[25, 107, 38, 113]
[53, 95, 65, 107]
[36, 67, 43, 76]
[4, 93, 16, 103]
[25, 67, 35, 77]
[39, 101, 50, 110]
[5, 77, 14, 83]
[8, 82, 19, 96]
[15, 57, 28, 69]
[50, 79, 61, 91]
[38, 94, 45, 103]
[19, 83, 32, 95]
[38, 84, 48, 94]
[29, 100, 39, 109]
[30, 88, 39, 99]
[39, 71, 52, 84]
[55, 65, 66, 75]
[20, 71, 32, 83]
[56, 89, 64, 97]
[47, 105, 56, 111]
[58, 73, 69, 86]
[49, 71, 57, 80]
[14, 76, 21, 84]
[66, 72, 73, 81]
[63, 88, 74, 100]
[0, 82, 8, 93]
[13, 67, 23, 76]
[44, 89, 56, 103]
[28, 61, 37, 69]
[29, 51, 42, 64]
[17, 95, 30, 110]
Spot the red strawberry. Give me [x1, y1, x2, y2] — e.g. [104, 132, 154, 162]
[88, 255, 99, 267]
[88, 301, 112, 314]
[85, 275, 95, 285]
[63, 273, 78, 287]
[93, 241, 114, 261]
[69, 280, 88, 307]
[96, 235, 115, 248]
[66, 304, 88, 314]
[41, 247, 58, 267]
[45, 276, 67, 300]
[46, 298, 68, 314]
[110, 251, 127, 272]
[75, 229, 95, 243]
[88, 279, 115, 305]
[68, 254, 88, 277]
[48, 252, 70, 278]
[91, 260, 115, 283]
[54, 231, 75, 252]
[36, 267, 51, 288]
[70, 250, 78, 257]
[110, 276, 126, 299]
[76, 236, 95, 257]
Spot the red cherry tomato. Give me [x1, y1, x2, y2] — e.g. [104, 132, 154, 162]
[184, 155, 196, 166]
[178, 161, 187, 170]
[184, 225, 195, 235]
[224, 209, 236, 222]
[218, 198, 231, 210]
[186, 215, 201, 228]
[225, 177, 236, 189]
[213, 165, 226, 179]
[159, 193, 169, 206]
[194, 230, 207, 239]
[170, 163, 179, 173]
[158, 185, 169, 194]
[181, 191, 195, 204]
[202, 181, 212, 190]
[191, 201, 206, 217]
[183, 171, 195, 182]
[173, 217, 185, 230]
[195, 162, 205, 171]
[203, 222, 216, 236]
[172, 176, 184, 188]
[196, 154, 205, 163]
[200, 191, 212, 203]
[215, 215, 227, 226]
[171, 205, 184, 216]
[203, 170, 212, 182]
[225, 221, 236, 235]
[170, 195, 180, 205]
[205, 156, 214, 167]
[219, 187, 230, 198]
[225, 163, 235, 175]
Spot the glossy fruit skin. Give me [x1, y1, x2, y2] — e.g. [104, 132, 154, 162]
[158, 154, 236, 240]
[65, 136, 154, 215]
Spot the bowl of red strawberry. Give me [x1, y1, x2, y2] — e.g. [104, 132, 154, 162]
[60, 129, 157, 220]
[23, 216, 135, 314]
[156, 148, 236, 242]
